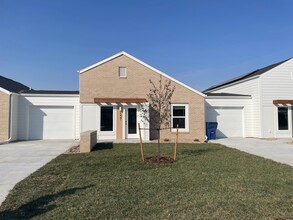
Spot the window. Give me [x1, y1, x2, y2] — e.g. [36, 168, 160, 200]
[100, 106, 113, 131]
[171, 104, 189, 132]
[119, 67, 127, 78]
[278, 107, 288, 130]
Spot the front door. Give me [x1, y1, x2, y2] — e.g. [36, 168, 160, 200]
[126, 107, 139, 138]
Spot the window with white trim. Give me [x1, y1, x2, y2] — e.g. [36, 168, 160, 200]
[118, 67, 127, 78]
[171, 104, 189, 132]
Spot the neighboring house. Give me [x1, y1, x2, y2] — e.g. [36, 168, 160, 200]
[79, 51, 206, 142]
[204, 58, 293, 139]
[0, 76, 29, 142]
[0, 76, 79, 142]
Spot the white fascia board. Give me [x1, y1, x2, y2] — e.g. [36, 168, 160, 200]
[206, 75, 260, 93]
[0, 87, 11, 94]
[78, 51, 206, 97]
[20, 93, 80, 98]
[78, 51, 125, 73]
[206, 96, 252, 99]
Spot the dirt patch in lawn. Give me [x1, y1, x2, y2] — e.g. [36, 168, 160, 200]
[65, 145, 80, 154]
[144, 156, 174, 164]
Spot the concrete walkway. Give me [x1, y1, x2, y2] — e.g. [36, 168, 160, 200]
[0, 140, 77, 206]
[211, 138, 293, 166]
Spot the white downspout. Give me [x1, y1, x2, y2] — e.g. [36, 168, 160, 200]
[0, 93, 13, 144]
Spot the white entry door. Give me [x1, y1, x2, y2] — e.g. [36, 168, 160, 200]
[29, 106, 74, 140]
[206, 107, 244, 138]
[125, 106, 139, 138]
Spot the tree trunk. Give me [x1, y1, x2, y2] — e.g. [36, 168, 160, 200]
[157, 128, 160, 162]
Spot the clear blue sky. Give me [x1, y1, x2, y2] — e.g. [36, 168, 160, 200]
[1, 0, 293, 91]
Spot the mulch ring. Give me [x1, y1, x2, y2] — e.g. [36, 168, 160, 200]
[144, 156, 174, 164]
[65, 145, 80, 154]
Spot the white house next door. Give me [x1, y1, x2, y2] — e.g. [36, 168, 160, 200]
[125, 106, 139, 138]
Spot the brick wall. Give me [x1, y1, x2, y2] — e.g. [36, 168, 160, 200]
[80, 55, 205, 142]
[0, 91, 10, 141]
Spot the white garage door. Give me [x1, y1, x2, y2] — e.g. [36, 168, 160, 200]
[29, 106, 74, 140]
[206, 107, 243, 138]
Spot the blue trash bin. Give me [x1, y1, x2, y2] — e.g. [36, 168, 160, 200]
[206, 122, 218, 140]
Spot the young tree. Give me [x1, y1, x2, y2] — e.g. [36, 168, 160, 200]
[141, 76, 175, 160]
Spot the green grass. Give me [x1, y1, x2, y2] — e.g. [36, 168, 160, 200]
[1, 143, 293, 219]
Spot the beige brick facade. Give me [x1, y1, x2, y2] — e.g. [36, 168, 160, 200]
[0, 91, 10, 141]
[80, 54, 205, 142]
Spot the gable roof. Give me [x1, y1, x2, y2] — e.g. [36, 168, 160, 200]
[203, 58, 292, 93]
[0, 75, 30, 93]
[78, 51, 205, 97]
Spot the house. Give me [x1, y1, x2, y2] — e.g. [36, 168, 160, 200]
[1, 51, 206, 143]
[204, 58, 293, 139]
[0, 76, 29, 142]
[0, 76, 79, 142]
[79, 51, 206, 142]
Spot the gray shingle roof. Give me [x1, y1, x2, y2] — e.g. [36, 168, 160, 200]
[0, 75, 30, 93]
[203, 58, 291, 93]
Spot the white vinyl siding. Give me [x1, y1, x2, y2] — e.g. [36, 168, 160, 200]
[260, 59, 293, 138]
[261, 60, 293, 105]
[208, 78, 260, 137]
[80, 104, 97, 132]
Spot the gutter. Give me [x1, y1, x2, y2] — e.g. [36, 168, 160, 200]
[0, 93, 13, 145]
[205, 95, 252, 99]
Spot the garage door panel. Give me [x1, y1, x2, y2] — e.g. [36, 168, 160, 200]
[29, 106, 74, 140]
[206, 107, 243, 138]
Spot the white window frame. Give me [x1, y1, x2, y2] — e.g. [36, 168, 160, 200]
[171, 104, 189, 132]
[118, 67, 127, 78]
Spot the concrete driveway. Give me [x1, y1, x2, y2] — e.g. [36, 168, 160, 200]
[212, 138, 293, 166]
[0, 140, 76, 206]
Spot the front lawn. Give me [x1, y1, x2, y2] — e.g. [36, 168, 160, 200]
[1, 143, 293, 219]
